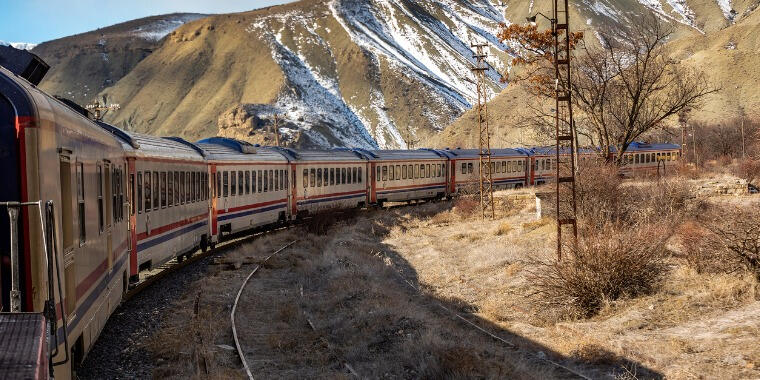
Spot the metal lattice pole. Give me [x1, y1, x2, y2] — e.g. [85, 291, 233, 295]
[552, 0, 578, 260]
[471, 43, 495, 220]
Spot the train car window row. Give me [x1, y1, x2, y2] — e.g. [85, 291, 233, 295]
[303, 167, 362, 188]
[378, 163, 444, 182]
[137, 169, 208, 213]
[217, 169, 289, 197]
[460, 161, 525, 175]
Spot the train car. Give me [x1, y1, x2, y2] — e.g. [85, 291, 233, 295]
[293, 149, 369, 215]
[100, 128, 210, 281]
[438, 148, 530, 193]
[369, 149, 448, 205]
[197, 138, 291, 241]
[617, 142, 681, 176]
[1, 62, 129, 378]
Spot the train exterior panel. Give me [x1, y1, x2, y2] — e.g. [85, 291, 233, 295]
[370, 150, 448, 204]
[198, 138, 291, 241]
[293, 150, 368, 214]
[116, 133, 209, 275]
[439, 148, 530, 192]
[1, 66, 130, 379]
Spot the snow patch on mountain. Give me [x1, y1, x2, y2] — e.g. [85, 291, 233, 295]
[0, 41, 38, 50]
[133, 14, 207, 41]
[716, 0, 735, 20]
[637, 0, 703, 33]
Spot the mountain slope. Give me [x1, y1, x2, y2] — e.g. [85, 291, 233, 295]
[99, 0, 510, 148]
[32, 13, 206, 105]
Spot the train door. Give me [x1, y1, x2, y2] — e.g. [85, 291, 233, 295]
[0, 94, 24, 311]
[104, 162, 113, 272]
[369, 162, 377, 204]
[127, 158, 138, 283]
[289, 163, 297, 218]
[210, 165, 218, 242]
[449, 159, 456, 195]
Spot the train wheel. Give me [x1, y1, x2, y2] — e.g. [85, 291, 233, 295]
[177, 254, 185, 263]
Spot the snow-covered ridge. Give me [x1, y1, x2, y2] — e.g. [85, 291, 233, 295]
[0, 41, 38, 50]
[132, 14, 207, 41]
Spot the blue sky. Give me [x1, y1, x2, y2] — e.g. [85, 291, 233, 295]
[0, 0, 294, 44]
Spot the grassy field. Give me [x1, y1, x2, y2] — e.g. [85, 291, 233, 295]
[144, 174, 759, 379]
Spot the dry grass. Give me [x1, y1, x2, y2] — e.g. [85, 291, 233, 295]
[495, 222, 513, 236]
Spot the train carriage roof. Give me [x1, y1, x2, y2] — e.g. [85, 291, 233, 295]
[288, 149, 368, 163]
[104, 126, 205, 161]
[613, 142, 681, 152]
[436, 148, 529, 159]
[196, 137, 289, 163]
[368, 149, 447, 161]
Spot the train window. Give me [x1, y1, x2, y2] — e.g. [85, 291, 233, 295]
[381, 166, 387, 181]
[329, 168, 334, 185]
[274, 170, 279, 191]
[144, 171, 152, 211]
[518, 161, 523, 172]
[151, 171, 158, 211]
[269, 170, 274, 191]
[257, 170, 263, 192]
[193, 172, 198, 202]
[216, 172, 221, 199]
[650, 153, 655, 162]
[306, 169, 313, 188]
[222, 171, 229, 197]
[137, 172, 143, 215]
[251, 171, 256, 193]
[353, 167, 358, 183]
[229, 171, 235, 196]
[388, 165, 394, 181]
[502, 161, 506, 173]
[467, 163, 473, 174]
[178, 172, 184, 203]
[635, 154, 640, 164]
[394, 165, 399, 181]
[261, 170, 266, 192]
[401, 165, 406, 179]
[303, 169, 308, 188]
[172, 172, 178, 205]
[325, 168, 330, 187]
[236, 171, 242, 196]
[283, 170, 287, 189]
[167, 171, 174, 207]
[461, 163, 466, 175]
[314, 168, 321, 187]
[245, 171, 250, 194]
[184, 171, 189, 203]
[160, 172, 166, 209]
[358, 167, 362, 183]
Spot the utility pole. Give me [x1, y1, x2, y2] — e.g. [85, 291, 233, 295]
[551, 0, 578, 261]
[471, 42, 495, 220]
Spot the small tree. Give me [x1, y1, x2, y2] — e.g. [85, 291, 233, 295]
[499, 15, 717, 164]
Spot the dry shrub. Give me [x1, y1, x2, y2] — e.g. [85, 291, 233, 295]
[495, 222, 513, 236]
[570, 343, 620, 365]
[732, 157, 760, 189]
[707, 205, 760, 281]
[522, 217, 552, 232]
[453, 196, 479, 218]
[531, 224, 669, 318]
[429, 210, 456, 226]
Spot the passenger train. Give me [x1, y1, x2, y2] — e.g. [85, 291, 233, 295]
[0, 49, 681, 379]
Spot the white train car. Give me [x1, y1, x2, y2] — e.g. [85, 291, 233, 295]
[617, 142, 681, 176]
[292, 149, 369, 215]
[438, 148, 530, 193]
[107, 130, 209, 276]
[368, 149, 448, 205]
[197, 138, 291, 241]
[1, 62, 130, 378]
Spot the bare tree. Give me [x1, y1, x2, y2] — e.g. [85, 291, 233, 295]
[500, 15, 717, 163]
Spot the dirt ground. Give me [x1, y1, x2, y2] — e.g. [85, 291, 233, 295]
[144, 189, 759, 379]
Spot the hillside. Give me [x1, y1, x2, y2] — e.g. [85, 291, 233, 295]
[433, 0, 760, 149]
[32, 13, 207, 106]
[24, 0, 760, 149]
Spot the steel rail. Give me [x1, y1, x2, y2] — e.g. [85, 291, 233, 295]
[230, 240, 297, 380]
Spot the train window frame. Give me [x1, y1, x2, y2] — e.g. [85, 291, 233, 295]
[258, 170, 263, 192]
[245, 171, 251, 194]
[144, 171, 152, 212]
[358, 167, 362, 183]
[388, 165, 394, 181]
[269, 170, 274, 191]
[381, 166, 387, 181]
[402, 165, 407, 179]
[97, 164, 105, 231]
[327, 168, 333, 186]
[283, 169, 287, 189]
[307, 168, 314, 188]
[502, 161, 506, 173]
[317, 168, 323, 187]
[467, 163, 473, 174]
[461, 163, 466, 175]
[238, 171, 243, 196]
[262, 170, 267, 192]
[353, 167, 358, 183]
[339, 168, 345, 184]
[303, 169, 308, 188]
[252, 170, 257, 193]
[394, 165, 400, 181]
